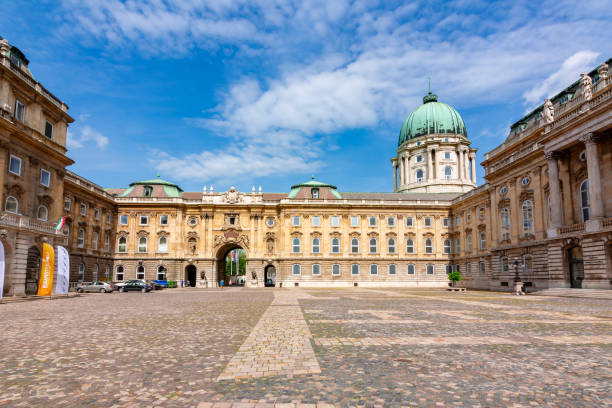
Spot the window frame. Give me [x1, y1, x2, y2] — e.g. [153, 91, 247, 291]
[443, 239, 451, 254]
[369, 238, 378, 254]
[406, 238, 414, 254]
[64, 197, 72, 211]
[387, 237, 396, 254]
[312, 264, 321, 275]
[331, 216, 340, 227]
[387, 217, 395, 227]
[332, 264, 340, 276]
[311, 216, 321, 227]
[292, 215, 301, 226]
[388, 264, 397, 275]
[370, 264, 378, 275]
[351, 264, 360, 275]
[407, 264, 415, 275]
[405, 217, 414, 227]
[138, 237, 147, 253]
[368, 216, 377, 227]
[426, 264, 435, 275]
[350, 216, 359, 227]
[292, 264, 301, 275]
[157, 265, 167, 281]
[36, 205, 48, 221]
[118, 236, 127, 253]
[5, 196, 18, 214]
[424, 217, 432, 227]
[15, 100, 26, 122]
[80, 203, 87, 216]
[331, 237, 340, 253]
[521, 200, 534, 235]
[351, 238, 359, 253]
[160, 214, 169, 226]
[92, 231, 99, 250]
[9, 155, 22, 176]
[292, 237, 301, 253]
[77, 228, 85, 248]
[139, 215, 149, 226]
[311, 237, 320, 253]
[44, 120, 54, 139]
[580, 180, 590, 222]
[425, 238, 433, 254]
[78, 263, 85, 282]
[136, 265, 145, 280]
[158, 236, 168, 253]
[40, 168, 51, 187]
[104, 234, 110, 252]
[115, 265, 124, 281]
[119, 215, 128, 225]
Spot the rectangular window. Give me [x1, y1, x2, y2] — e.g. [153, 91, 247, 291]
[44, 121, 54, 139]
[139, 215, 148, 225]
[426, 264, 435, 275]
[15, 100, 26, 122]
[9, 155, 22, 176]
[64, 198, 71, 211]
[444, 152, 451, 160]
[312, 216, 320, 227]
[502, 257, 509, 273]
[351, 264, 360, 275]
[332, 264, 340, 276]
[455, 237, 461, 254]
[479, 261, 486, 275]
[387, 217, 395, 227]
[106, 213, 111, 224]
[350, 216, 359, 226]
[388, 264, 396, 275]
[442, 217, 449, 227]
[40, 169, 50, 187]
[292, 264, 301, 275]
[424, 217, 432, 227]
[312, 264, 321, 275]
[405, 217, 413, 227]
[446, 264, 453, 274]
[454, 216, 460, 226]
[292, 216, 301, 226]
[119, 215, 128, 225]
[331, 216, 340, 226]
[94, 208, 100, 220]
[160, 215, 168, 225]
[370, 264, 378, 275]
[104, 235, 110, 251]
[407, 264, 415, 275]
[92, 232, 98, 250]
[80, 203, 86, 216]
[369, 216, 377, 226]
[466, 263, 472, 274]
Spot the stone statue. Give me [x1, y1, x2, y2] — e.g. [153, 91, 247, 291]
[580, 73, 593, 101]
[266, 238, 274, 253]
[542, 99, 554, 123]
[598, 62, 609, 81]
[251, 270, 257, 280]
[200, 271, 206, 280]
[188, 238, 197, 254]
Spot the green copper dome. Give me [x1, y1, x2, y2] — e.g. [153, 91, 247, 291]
[398, 93, 467, 146]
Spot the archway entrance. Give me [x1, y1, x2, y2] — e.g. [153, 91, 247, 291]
[216, 245, 246, 287]
[567, 246, 584, 288]
[185, 265, 197, 287]
[264, 265, 276, 287]
[25, 246, 41, 295]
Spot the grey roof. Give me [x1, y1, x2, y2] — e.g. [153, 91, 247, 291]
[340, 192, 461, 201]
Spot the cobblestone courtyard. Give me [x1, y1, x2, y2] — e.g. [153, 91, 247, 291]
[1, 288, 611, 407]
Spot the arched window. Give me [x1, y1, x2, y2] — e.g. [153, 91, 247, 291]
[406, 238, 414, 254]
[157, 265, 167, 280]
[425, 238, 433, 254]
[312, 237, 320, 253]
[351, 238, 359, 253]
[500, 207, 510, 229]
[369, 238, 377, 253]
[136, 265, 145, 280]
[37, 205, 48, 221]
[292, 264, 301, 275]
[78, 263, 85, 281]
[292, 238, 301, 253]
[521, 200, 534, 234]
[443, 239, 451, 254]
[416, 169, 424, 182]
[466, 234, 472, 252]
[479, 231, 486, 250]
[92, 231, 99, 250]
[158, 236, 168, 252]
[143, 185, 153, 197]
[5, 196, 18, 213]
[118, 237, 127, 253]
[93, 264, 99, 281]
[444, 166, 452, 180]
[387, 238, 396, 253]
[138, 237, 147, 253]
[331, 237, 340, 253]
[580, 179, 590, 222]
[115, 265, 124, 281]
[77, 228, 85, 248]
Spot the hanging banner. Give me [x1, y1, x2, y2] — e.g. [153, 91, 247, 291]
[37, 243, 55, 296]
[0, 240, 5, 301]
[55, 246, 70, 295]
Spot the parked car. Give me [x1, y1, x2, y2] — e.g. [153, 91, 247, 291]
[76, 281, 115, 293]
[118, 280, 152, 293]
[146, 280, 164, 290]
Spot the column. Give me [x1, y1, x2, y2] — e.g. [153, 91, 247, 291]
[393, 162, 397, 190]
[545, 152, 563, 232]
[533, 166, 545, 240]
[399, 158, 404, 185]
[456, 148, 462, 180]
[404, 157, 409, 185]
[464, 151, 469, 182]
[433, 148, 438, 180]
[427, 149, 433, 181]
[470, 154, 477, 183]
[581, 133, 604, 219]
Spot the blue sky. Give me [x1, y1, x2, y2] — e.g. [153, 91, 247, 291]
[2, 0, 611, 193]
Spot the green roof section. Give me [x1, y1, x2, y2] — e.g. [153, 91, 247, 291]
[288, 176, 342, 199]
[119, 186, 135, 197]
[398, 92, 467, 146]
[123, 175, 184, 198]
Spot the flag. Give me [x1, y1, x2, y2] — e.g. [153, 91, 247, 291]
[37, 243, 55, 296]
[55, 246, 70, 295]
[54, 217, 66, 232]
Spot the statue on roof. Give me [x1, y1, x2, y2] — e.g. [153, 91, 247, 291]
[542, 99, 554, 123]
[580, 73, 593, 101]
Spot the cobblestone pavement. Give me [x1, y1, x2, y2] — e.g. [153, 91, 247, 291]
[1, 288, 611, 407]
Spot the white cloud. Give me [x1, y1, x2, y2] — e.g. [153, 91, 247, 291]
[67, 125, 109, 150]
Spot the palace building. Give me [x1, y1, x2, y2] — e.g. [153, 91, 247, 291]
[0, 35, 610, 295]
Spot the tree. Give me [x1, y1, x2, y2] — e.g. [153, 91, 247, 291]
[448, 271, 462, 287]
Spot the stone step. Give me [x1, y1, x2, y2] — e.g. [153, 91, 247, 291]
[531, 288, 612, 300]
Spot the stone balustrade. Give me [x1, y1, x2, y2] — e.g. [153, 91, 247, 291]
[0, 211, 58, 235]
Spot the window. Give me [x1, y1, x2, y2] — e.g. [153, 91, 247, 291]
[479, 262, 485, 275]
[416, 169, 424, 182]
[312, 264, 321, 275]
[406, 217, 414, 227]
[406, 238, 414, 253]
[9, 155, 22, 175]
[104, 234, 110, 251]
[500, 208, 510, 229]
[454, 216, 460, 226]
[137, 266, 145, 280]
[115, 265, 124, 281]
[350, 216, 359, 226]
[465, 213, 471, 224]
[466, 263, 472, 275]
[521, 200, 534, 235]
[266, 217, 275, 227]
[311, 188, 319, 199]
[160, 215, 168, 225]
[64, 197, 72, 211]
[312, 237, 320, 253]
[93, 264, 99, 281]
[426, 264, 435, 275]
[77, 229, 85, 248]
[332, 264, 340, 276]
[331, 237, 340, 253]
[159, 236, 168, 252]
[331, 216, 340, 226]
[143, 186, 153, 197]
[443, 217, 449, 227]
[5, 196, 18, 213]
[105, 264, 111, 280]
[138, 237, 147, 253]
[292, 216, 301, 226]
[369, 238, 377, 253]
[292, 238, 301, 253]
[443, 239, 451, 254]
[501, 257, 509, 273]
[118, 237, 127, 253]
[36, 205, 48, 221]
[369, 216, 377, 226]
[44, 121, 53, 139]
[523, 254, 533, 272]
[312, 216, 320, 227]
[466, 234, 472, 252]
[228, 216, 236, 226]
[80, 203, 86, 216]
[388, 264, 397, 275]
[78, 263, 85, 281]
[387, 238, 396, 254]
[416, 155, 423, 162]
[188, 217, 197, 226]
[444, 166, 452, 180]
[479, 231, 486, 250]
[455, 237, 461, 254]
[521, 176, 531, 186]
[407, 264, 415, 275]
[580, 180, 590, 222]
[157, 266, 167, 280]
[424, 217, 432, 227]
[425, 238, 433, 254]
[40, 169, 50, 187]
[499, 186, 507, 195]
[351, 264, 360, 275]
[351, 238, 359, 253]
[15, 100, 26, 122]
[387, 217, 395, 226]
[444, 152, 451, 160]
[292, 264, 301, 275]
[370, 264, 378, 275]
[478, 207, 485, 220]
[446, 264, 454, 274]
[119, 215, 128, 225]
[94, 208, 100, 220]
[139, 215, 148, 225]
[92, 231, 98, 250]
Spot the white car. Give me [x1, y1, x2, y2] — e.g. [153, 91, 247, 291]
[76, 281, 115, 293]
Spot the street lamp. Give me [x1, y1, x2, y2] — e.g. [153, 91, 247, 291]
[513, 257, 521, 282]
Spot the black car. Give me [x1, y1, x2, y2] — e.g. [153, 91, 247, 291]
[118, 280, 152, 293]
[146, 280, 164, 290]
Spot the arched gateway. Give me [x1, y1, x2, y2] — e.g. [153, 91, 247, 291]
[216, 244, 246, 286]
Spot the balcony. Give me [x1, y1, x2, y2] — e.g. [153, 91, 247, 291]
[0, 211, 59, 235]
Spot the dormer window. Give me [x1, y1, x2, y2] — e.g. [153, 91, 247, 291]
[311, 188, 319, 199]
[143, 185, 153, 197]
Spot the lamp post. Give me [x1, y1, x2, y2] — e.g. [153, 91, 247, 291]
[513, 257, 524, 295]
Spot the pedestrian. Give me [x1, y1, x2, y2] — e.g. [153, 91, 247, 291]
[220, 279, 224, 288]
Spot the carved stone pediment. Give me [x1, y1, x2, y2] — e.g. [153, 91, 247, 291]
[5, 184, 24, 198]
[157, 230, 169, 237]
[186, 231, 198, 239]
[117, 230, 129, 237]
[310, 231, 322, 238]
[290, 231, 303, 237]
[202, 186, 263, 204]
[422, 232, 434, 238]
[38, 195, 53, 206]
[385, 232, 397, 237]
[349, 231, 361, 238]
[213, 231, 249, 249]
[136, 230, 149, 237]
[264, 232, 276, 241]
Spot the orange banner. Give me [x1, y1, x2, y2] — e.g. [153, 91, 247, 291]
[37, 243, 55, 296]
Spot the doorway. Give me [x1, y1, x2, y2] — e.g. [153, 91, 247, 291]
[264, 265, 276, 287]
[185, 264, 197, 287]
[216, 245, 246, 286]
[568, 246, 584, 288]
[25, 246, 41, 295]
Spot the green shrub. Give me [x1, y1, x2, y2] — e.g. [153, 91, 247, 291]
[448, 271, 462, 286]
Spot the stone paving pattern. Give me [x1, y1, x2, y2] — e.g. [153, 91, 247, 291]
[0, 288, 611, 407]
